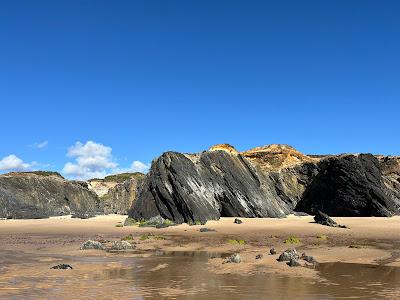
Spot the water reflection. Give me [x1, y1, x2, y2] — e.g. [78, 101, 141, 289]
[1, 250, 400, 299]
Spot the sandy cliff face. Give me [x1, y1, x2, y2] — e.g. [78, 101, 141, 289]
[242, 144, 317, 172]
[87, 180, 117, 197]
[0, 172, 101, 219]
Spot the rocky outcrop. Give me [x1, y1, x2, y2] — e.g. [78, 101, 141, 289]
[296, 154, 400, 216]
[313, 210, 347, 228]
[129, 144, 400, 222]
[88, 173, 144, 214]
[129, 145, 309, 223]
[0, 172, 101, 219]
[379, 156, 400, 203]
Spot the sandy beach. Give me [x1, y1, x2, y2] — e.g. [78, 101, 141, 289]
[1, 215, 400, 269]
[1, 215, 400, 299]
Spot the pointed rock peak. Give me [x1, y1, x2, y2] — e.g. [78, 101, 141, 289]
[209, 144, 239, 155]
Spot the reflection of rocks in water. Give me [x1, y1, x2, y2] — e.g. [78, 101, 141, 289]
[2, 249, 400, 299]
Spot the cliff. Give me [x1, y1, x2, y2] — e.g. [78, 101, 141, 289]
[88, 173, 144, 214]
[129, 144, 400, 222]
[0, 172, 101, 219]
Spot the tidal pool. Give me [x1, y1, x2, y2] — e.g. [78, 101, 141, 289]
[1, 250, 399, 299]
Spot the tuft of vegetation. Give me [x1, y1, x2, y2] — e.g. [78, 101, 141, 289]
[10, 171, 64, 178]
[284, 235, 301, 244]
[228, 239, 246, 245]
[115, 224, 123, 227]
[139, 233, 166, 241]
[139, 235, 149, 241]
[121, 234, 134, 241]
[104, 172, 145, 183]
[316, 235, 328, 241]
[123, 218, 140, 226]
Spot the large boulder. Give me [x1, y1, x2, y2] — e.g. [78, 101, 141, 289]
[129, 146, 293, 223]
[0, 172, 101, 219]
[296, 154, 400, 216]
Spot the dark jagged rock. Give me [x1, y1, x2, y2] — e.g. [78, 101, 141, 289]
[234, 218, 243, 224]
[128, 144, 400, 222]
[51, 264, 73, 270]
[199, 228, 216, 232]
[255, 254, 263, 259]
[0, 172, 101, 219]
[301, 254, 317, 264]
[287, 259, 301, 267]
[270, 248, 277, 255]
[314, 211, 347, 228]
[296, 154, 400, 217]
[277, 249, 299, 262]
[129, 146, 293, 224]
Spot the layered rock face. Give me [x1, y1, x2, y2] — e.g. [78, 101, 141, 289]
[88, 173, 144, 214]
[379, 156, 400, 202]
[242, 145, 319, 209]
[129, 144, 400, 222]
[297, 154, 400, 216]
[0, 172, 101, 219]
[130, 145, 317, 223]
[100, 177, 142, 214]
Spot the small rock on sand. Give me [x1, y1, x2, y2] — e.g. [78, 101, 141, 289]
[51, 264, 73, 269]
[301, 253, 317, 264]
[255, 254, 263, 260]
[270, 248, 277, 255]
[199, 228, 216, 232]
[287, 259, 301, 267]
[224, 253, 241, 264]
[80, 240, 105, 250]
[109, 240, 134, 251]
[314, 211, 347, 228]
[234, 218, 243, 224]
[277, 249, 299, 262]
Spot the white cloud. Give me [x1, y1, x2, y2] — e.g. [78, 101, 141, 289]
[36, 141, 48, 149]
[62, 141, 150, 180]
[62, 141, 118, 179]
[130, 161, 150, 173]
[0, 154, 31, 171]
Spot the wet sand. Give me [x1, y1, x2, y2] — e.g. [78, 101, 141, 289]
[1, 215, 400, 298]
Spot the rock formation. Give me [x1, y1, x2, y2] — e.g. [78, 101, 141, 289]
[0, 171, 101, 219]
[129, 144, 400, 222]
[297, 154, 400, 216]
[379, 156, 400, 204]
[129, 144, 318, 223]
[88, 173, 144, 214]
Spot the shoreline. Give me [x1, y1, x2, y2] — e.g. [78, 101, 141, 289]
[1, 215, 400, 278]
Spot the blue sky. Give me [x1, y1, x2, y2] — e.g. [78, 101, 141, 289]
[1, 0, 399, 179]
